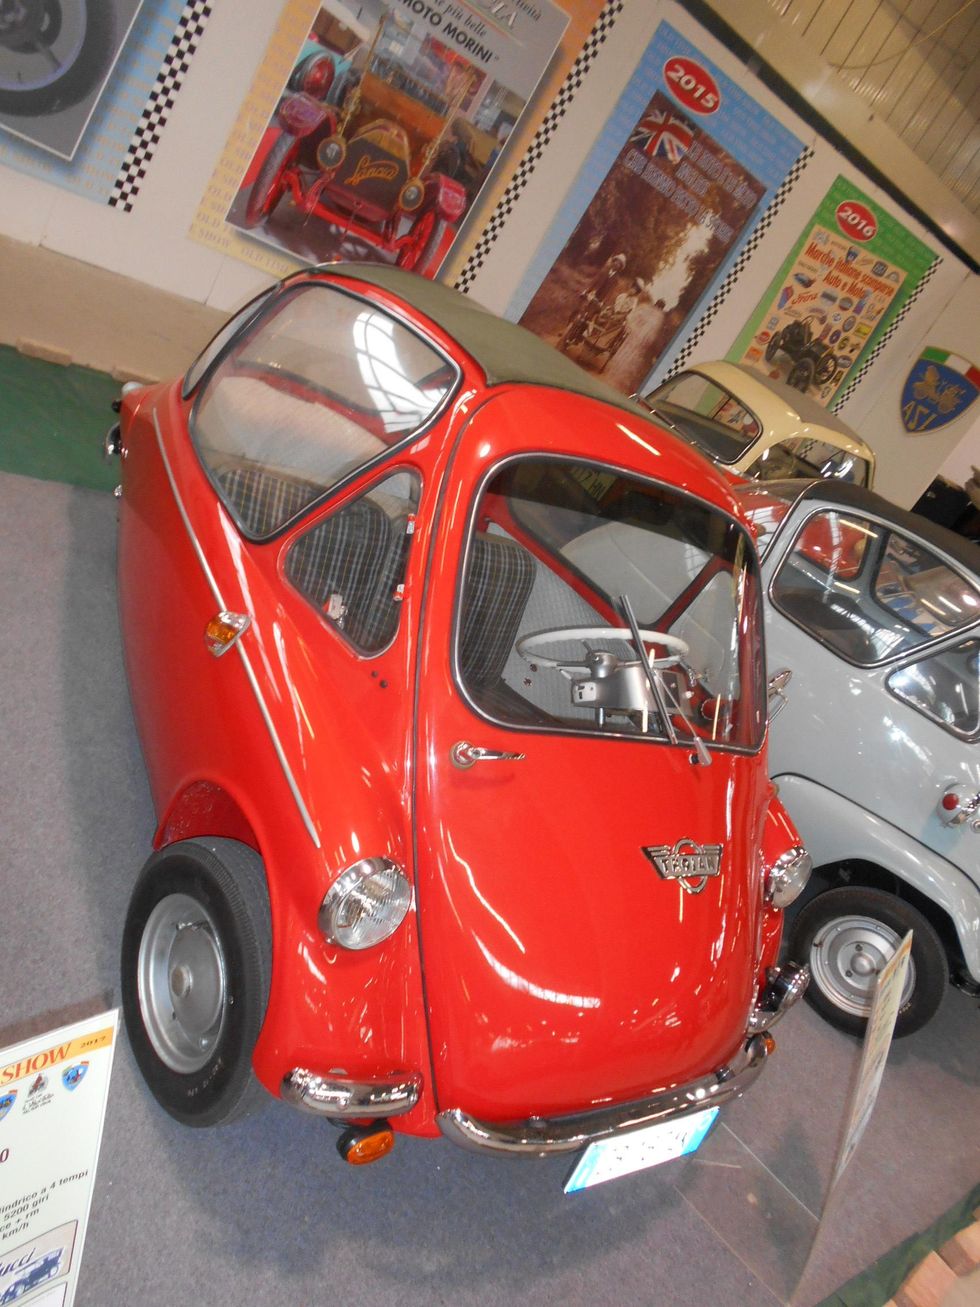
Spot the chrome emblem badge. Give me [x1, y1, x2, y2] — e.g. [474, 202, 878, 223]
[643, 840, 723, 895]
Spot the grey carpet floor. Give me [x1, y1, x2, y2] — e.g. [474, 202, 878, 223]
[0, 470, 977, 1307]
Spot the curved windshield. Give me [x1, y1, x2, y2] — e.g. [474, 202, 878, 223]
[191, 283, 456, 537]
[456, 458, 765, 751]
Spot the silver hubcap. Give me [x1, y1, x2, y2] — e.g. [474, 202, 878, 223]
[810, 913, 915, 1017]
[137, 893, 227, 1073]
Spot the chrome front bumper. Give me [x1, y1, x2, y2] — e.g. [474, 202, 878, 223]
[281, 1068, 422, 1119]
[437, 961, 809, 1157]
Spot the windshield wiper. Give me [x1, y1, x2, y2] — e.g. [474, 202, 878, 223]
[618, 594, 711, 767]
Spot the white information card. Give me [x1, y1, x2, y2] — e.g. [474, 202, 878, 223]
[0, 1011, 118, 1307]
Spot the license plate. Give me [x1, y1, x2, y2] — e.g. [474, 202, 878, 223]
[563, 1106, 719, 1193]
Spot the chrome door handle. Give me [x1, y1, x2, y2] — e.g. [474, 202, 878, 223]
[767, 668, 792, 719]
[451, 741, 525, 769]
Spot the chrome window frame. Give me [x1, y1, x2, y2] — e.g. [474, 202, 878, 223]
[450, 451, 767, 756]
[885, 636, 980, 743]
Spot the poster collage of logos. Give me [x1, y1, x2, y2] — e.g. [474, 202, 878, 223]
[1, 0, 974, 433]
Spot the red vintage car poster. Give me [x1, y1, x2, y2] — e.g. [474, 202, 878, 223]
[224, 0, 568, 277]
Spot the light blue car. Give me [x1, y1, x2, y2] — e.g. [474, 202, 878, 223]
[738, 478, 980, 1036]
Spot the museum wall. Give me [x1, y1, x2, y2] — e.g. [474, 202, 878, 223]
[0, 0, 975, 505]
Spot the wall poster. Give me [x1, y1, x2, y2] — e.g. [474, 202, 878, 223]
[731, 176, 938, 407]
[0, 0, 211, 206]
[0, 1011, 118, 1307]
[222, 0, 568, 278]
[509, 20, 804, 395]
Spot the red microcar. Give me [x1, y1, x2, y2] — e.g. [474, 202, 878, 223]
[110, 264, 810, 1181]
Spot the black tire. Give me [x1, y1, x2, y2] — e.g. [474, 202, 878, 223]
[121, 838, 272, 1126]
[764, 330, 782, 363]
[814, 352, 837, 384]
[789, 886, 947, 1038]
[0, 0, 114, 116]
[243, 133, 296, 228]
[396, 209, 449, 274]
[787, 357, 815, 392]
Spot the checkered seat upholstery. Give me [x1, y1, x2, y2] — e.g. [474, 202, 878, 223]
[285, 498, 392, 649]
[459, 534, 536, 689]
[218, 464, 324, 536]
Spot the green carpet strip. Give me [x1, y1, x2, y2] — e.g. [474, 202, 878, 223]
[818, 1181, 980, 1307]
[0, 345, 121, 492]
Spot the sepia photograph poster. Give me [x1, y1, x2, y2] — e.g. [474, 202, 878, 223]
[511, 21, 803, 395]
[224, 0, 568, 277]
[731, 176, 938, 406]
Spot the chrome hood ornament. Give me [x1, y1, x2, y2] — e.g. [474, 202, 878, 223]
[643, 840, 723, 895]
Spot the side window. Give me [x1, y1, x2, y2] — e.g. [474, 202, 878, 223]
[747, 437, 870, 486]
[771, 510, 980, 665]
[887, 638, 980, 739]
[285, 471, 420, 654]
[648, 374, 761, 463]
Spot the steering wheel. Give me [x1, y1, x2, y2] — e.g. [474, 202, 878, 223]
[517, 627, 689, 672]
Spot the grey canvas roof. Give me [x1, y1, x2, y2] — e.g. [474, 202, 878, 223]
[330, 263, 651, 420]
[763, 478, 980, 578]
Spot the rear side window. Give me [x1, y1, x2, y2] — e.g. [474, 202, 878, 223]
[285, 471, 420, 654]
[887, 638, 980, 739]
[645, 373, 761, 463]
[746, 438, 871, 486]
[772, 510, 980, 664]
[191, 284, 455, 537]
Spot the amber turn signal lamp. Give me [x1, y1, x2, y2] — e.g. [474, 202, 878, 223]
[204, 610, 250, 658]
[337, 1123, 395, 1165]
[761, 1032, 776, 1056]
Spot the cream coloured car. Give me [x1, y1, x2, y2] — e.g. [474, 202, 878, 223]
[640, 360, 876, 488]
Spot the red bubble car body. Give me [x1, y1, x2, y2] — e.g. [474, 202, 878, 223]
[110, 264, 809, 1173]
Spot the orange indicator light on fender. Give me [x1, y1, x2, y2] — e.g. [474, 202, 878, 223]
[204, 610, 251, 657]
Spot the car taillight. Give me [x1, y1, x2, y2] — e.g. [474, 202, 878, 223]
[300, 54, 334, 99]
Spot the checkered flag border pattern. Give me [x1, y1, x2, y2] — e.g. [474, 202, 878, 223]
[661, 147, 815, 382]
[831, 256, 943, 410]
[453, 0, 625, 295]
[108, 0, 213, 212]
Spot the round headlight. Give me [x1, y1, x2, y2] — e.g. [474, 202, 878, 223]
[765, 846, 813, 908]
[319, 858, 412, 950]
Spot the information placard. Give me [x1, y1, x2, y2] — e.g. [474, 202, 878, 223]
[0, 1012, 118, 1307]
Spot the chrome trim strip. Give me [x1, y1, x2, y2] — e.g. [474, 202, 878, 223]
[153, 413, 321, 849]
[437, 1034, 773, 1156]
[281, 1068, 421, 1118]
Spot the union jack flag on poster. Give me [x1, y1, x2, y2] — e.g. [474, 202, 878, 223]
[630, 109, 694, 164]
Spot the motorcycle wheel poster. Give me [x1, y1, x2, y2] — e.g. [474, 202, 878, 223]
[730, 175, 938, 407]
[511, 21, 803, 394]
[225, 0, 568, 278]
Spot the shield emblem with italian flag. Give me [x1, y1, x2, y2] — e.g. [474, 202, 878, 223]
[901, 348, 980, 433]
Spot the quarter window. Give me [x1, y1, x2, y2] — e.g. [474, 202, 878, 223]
[191, 284, 454, 537]
[285, 471, 420, 654]
[772, 510, 980, 664]
[746, 437, 871, 486]
[887, 638, 980, 739]
[646, 373, 761, 463]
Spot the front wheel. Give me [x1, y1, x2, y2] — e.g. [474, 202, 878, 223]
[789, 886, 947, 1038]
[396, 209, 449, 274]
[243, 133, 296, 228]
[764, 330, 782, 363]
[121, 838, 272, 1125]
